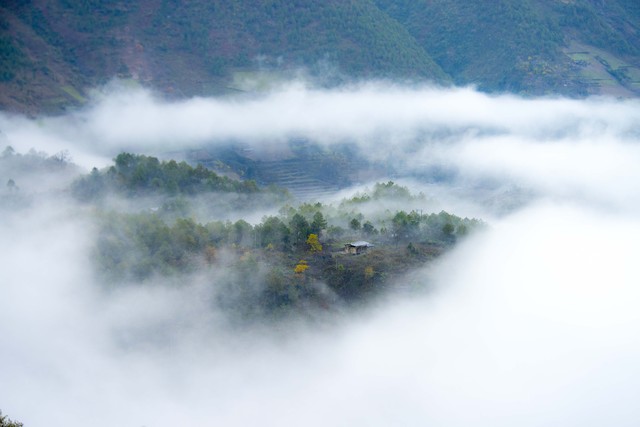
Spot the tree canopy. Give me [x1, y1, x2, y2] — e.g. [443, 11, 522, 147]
[72, 153, 261, 200]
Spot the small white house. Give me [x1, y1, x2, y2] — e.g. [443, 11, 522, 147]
[344, 241, 374, 255]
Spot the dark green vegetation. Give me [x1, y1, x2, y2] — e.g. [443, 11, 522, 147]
[2, 0, 639, 114]
[72, 152, 264, 201]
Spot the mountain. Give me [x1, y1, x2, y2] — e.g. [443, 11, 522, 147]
[0, 0, 448, 114]
[375, 0, 640, 96]
[1, 0, 639, 114]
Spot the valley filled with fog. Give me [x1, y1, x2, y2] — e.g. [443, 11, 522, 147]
[2, 82, 640, 426]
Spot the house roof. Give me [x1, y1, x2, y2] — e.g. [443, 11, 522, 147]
[346, 241, 374, 248]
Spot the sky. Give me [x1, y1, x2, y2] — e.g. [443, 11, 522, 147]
[1, 82, 640, 426]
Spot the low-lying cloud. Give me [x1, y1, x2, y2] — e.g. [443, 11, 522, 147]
[2, 80, 639, 165]
[1, 82, 640, 426]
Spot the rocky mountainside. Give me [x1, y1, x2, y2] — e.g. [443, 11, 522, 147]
[1, 0, 639, 114]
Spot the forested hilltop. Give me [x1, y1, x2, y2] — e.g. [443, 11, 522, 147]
[1, 0, 639, 114]
[3, 149, 483, 321]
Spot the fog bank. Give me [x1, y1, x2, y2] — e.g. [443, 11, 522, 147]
[1, 83, 640, 426]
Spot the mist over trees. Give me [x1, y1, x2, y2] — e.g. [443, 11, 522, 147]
[1, 147, 482, 322]
[71, 153, 482, 315]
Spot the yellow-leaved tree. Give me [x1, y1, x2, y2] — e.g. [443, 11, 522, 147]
[294, 259, 309, 274]
[364, 265, 375, 280]
[306, 233, 322, 253]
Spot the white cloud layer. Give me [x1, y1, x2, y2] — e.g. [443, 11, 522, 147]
[1, 83, 640, 426]
[2, 81, 639, 163]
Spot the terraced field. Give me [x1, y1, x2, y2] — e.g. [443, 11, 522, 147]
[186, 143, 382, 200]
[565, 42, 640, 97]
[254, 159, 342, 199]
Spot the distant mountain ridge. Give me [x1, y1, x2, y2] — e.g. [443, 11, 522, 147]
[1, 0, 639, 114]
[375, 0, 640, 95]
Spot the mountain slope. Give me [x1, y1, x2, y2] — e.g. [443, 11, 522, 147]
[0, 0, 448, 114]
[375, 0, 640, 95]
[1, 0, 640, 114]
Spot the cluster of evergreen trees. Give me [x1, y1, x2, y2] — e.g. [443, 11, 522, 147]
[72, 153, 263, 200]
[91, 175, 481, 287]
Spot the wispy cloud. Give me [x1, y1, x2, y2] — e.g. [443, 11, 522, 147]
[2, 81, 638, 166]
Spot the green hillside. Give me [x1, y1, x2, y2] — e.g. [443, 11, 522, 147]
[1, 0, 639, 113]
[375, 0, 640, 95]
[0, 0, 447, 114]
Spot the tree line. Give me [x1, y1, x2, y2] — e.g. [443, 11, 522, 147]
[72, 152, 265, 200]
